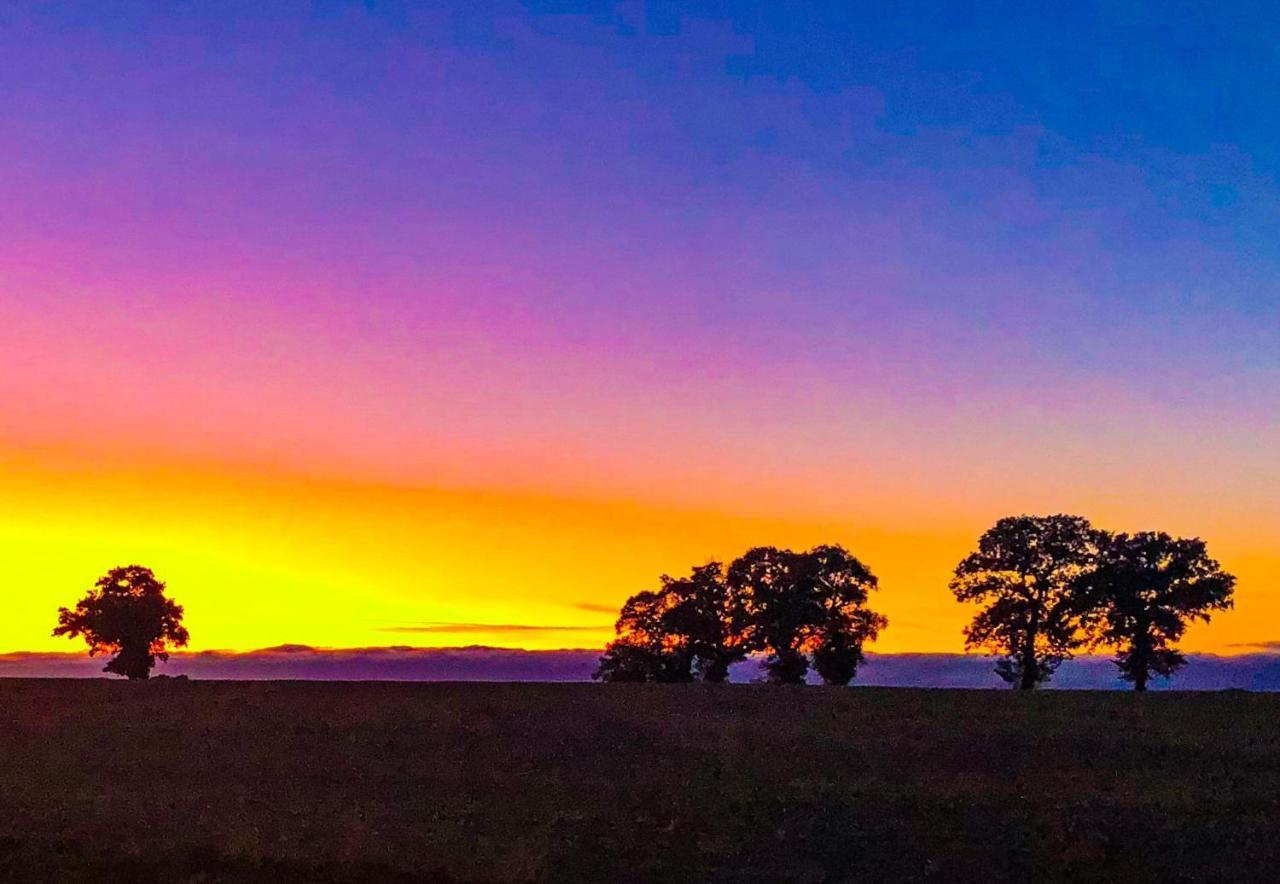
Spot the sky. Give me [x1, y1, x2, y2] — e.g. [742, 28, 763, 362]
[2, 1, 1277, 656]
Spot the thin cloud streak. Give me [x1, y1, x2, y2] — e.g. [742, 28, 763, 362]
[573, 603, 623, 615]
[380, 622, 611, 634]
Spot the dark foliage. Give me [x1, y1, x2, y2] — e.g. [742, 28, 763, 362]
[592, 640, 679, 683]
[595, 563, 750, 683]
[725, 546, 809, 682]
[950, 515, 1099, 689]
[597, 546, 886, 685]
[1075, 531, 1236, 690]
[52, 565, 189, 679]
[804, 545, 888, 685]
[728, 545, 886, 684]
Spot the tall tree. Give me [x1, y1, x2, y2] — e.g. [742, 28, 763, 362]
[1075, 531, 1235, 691]
[727, 545, 886, 684]
[950, 515, 1098, 690]
[53, 565, 189, 680]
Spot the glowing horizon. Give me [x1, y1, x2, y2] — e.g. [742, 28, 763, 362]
[3, 442, 1275, 657]
[2, 3, 1276, 657]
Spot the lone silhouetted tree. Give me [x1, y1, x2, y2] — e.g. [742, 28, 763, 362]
[53, 565, 189, 680]
[1075, 531, 1235, 691]
[728, 545, 886, 685]
[595, 562, 749, 683]
[950, 515, 1098, 689]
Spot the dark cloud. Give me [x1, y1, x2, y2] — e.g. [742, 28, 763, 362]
[5, 648, 1280, 689]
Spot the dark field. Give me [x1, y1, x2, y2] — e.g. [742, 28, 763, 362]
[2, 681, 1279, 882]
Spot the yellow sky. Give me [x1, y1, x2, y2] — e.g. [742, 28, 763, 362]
[3, 443, 1275, 656]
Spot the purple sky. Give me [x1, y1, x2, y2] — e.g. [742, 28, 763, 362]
[2, 2, 1277, 659]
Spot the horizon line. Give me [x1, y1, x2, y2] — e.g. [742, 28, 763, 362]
[6, 645, 1280, 660]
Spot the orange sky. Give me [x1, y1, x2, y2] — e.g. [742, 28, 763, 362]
[4, 442, 1275, 656]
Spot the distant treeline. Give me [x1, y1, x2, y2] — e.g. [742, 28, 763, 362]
[595, 514, 1235, 690]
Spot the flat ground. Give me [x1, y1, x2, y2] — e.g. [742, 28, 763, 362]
[1, 681, 1278, 882]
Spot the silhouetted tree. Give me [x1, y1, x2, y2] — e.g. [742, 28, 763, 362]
[950, 515, 1098, 689]
[593, 636, 684, 683]
[1075, 531, 1235, 691]
[807, 546, 888, 685]
[727, 547, 809, 682]
[595, 589, 689, 683]
[53, 565, 189, 680]
[663, 563, 753, 682]
[595, 563, 749, 683]
[728, 545, 886, 685]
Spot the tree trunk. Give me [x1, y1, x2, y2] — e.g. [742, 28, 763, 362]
[105, 642, 152, 680]
[769, 649, 808, 684]
[701, 657, 729, 683]
[1017, 606, 1041, 691]
[1018, 634, 1038, 691]
[1131, 625, 1151, 692]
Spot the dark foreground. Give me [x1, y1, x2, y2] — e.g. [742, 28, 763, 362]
[1, 681, 1278, 882]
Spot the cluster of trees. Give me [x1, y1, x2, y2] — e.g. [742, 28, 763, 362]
[595, 545, 887, 685]
[953, 515, 1235, 690]
[598, 514, 1236, 690]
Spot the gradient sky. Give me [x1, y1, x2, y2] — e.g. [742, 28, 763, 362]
[2, 1, 1277, 655]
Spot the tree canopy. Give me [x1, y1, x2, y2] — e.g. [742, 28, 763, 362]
[594, 562, 750, 683]
[950, 515, 1099, 689]
[53, 565, 189, 680]
[1075, 531, 1235, 690]
[596, 545, 886, 685]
